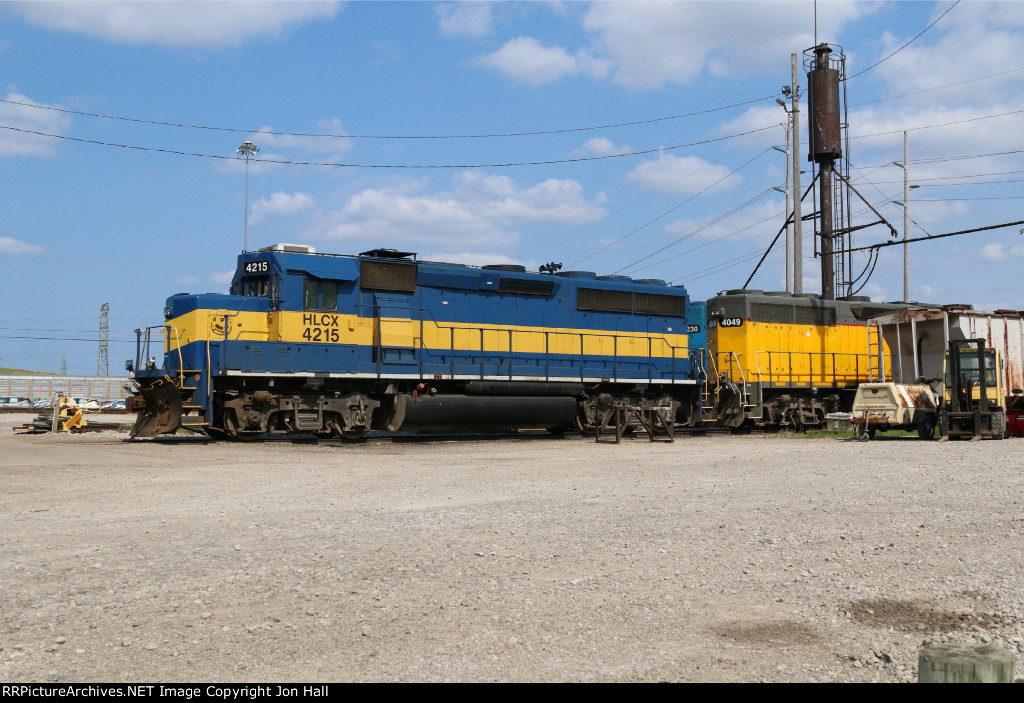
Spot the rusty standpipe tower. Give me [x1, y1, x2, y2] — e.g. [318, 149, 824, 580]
[807, 44, 843, 300]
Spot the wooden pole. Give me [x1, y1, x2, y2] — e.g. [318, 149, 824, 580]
[918, 643, 1017, 683]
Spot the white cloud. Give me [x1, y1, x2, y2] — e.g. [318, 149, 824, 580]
[174, 274, 199, 286]
[663, 198, 783, 245]
[476, 36, 610, 86]
[626, 154, 738, 195]
[437, 2, 493, 39]
[869, 2, 1024, 103]
[250, 191, 315, 225]
[214, 119, 353, 175]
[714, 104, 796, 141]
[311, 172, 607, 249]
[578, 137, 631, 157]
[580, 1, 870, 89]
[8, 0, 342, 48]
[211, 271, 235, 285]
[0, 92, 71, 157]
[254, 119, 353, 155]
[426, 251, 523, 268]
[980, 242, 1024, 262]
[855, 282, 891, 304]
[0, 236, 45, 254]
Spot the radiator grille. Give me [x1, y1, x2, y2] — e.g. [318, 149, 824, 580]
[635, 292, 686, 316]
[577, 287, 632, 312]
[578, 288, 685, 316]
[750, 302, 794, 324]
[360, 260, 416, 292]
[497, 277, 556, 295]
[794, 306, 836, 326]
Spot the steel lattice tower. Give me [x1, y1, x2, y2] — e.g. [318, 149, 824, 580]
[97, 303, 109, 376]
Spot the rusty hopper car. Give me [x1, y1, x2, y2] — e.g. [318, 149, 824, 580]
[127, 245, 708, 439]
[704, 290, 907, 428]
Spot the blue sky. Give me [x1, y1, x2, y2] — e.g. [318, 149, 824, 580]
[2, 0, 1023, 375]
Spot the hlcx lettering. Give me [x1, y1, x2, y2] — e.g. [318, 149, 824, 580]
[302, 314, 340, 327]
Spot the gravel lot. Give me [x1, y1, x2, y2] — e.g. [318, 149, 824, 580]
[1, 414, 1022, 682]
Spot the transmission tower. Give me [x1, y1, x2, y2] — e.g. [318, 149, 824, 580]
[61, 355, 67, 375]
[97, 303, 109, 376]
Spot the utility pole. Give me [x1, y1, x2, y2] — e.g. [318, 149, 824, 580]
[97, 303, 109, 376]
[902, 131, 910, 302]
[791, 53, 803, 295]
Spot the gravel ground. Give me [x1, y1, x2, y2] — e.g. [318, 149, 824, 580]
[1, 414, 1022, 683]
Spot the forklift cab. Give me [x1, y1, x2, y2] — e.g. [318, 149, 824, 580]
[941, 339, 1005, 440]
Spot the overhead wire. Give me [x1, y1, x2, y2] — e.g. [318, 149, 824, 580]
[613, 187, 775, 275]
[0, 122, 780, 169]
[566, 146, 775, 268]
[0, 94, 776, 140]
[529, 128, 777, 259]
[849, 108, 1024, 139]
[854, 149, 1024, 170]
[848, 65, 1024, 107]
[846, 0, 960, 80]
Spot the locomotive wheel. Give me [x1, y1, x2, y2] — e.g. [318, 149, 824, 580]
[574, 413, 596, 436]
[223, 410, 261, 441]
[340, 429, 366, 441]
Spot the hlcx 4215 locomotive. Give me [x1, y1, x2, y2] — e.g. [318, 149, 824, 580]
[128, 244, 904, 439]
[129, 245, 708, 439]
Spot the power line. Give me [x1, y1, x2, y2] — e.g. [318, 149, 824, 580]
[846, 1, 960, 80]
[0, 335, 135, 342]
[0, 122, 780, 169]
[0, 94, 776, 140]
[854, 168, 1024, 186]
[912, 150, 1024, 164]
[905, 196, 1024, 201]
[856, 149, 1024, 170]
[849, 109, 1024, 139]
[614, 188, 775, 274]
[524, 129, 774, 258]
[567, 148, 774, 268]
[837, 219, 1024, 254]
[848, 66, 1024, 108]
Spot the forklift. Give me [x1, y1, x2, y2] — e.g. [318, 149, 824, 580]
[939, 338, 1006, 441]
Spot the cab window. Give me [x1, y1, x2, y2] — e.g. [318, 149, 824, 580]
[239, 276, 269, 297]
[303, 280, 338, 311]
[946, 349, 998, 387]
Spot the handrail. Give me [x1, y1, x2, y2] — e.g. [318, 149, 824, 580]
[753, 349, 876, 386]
[414, 308, 692, 382]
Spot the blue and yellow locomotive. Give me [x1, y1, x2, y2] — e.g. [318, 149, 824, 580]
[128, 244, 708, 439]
